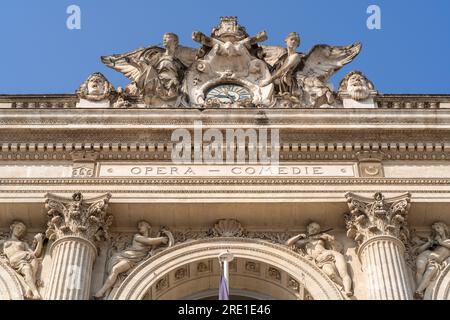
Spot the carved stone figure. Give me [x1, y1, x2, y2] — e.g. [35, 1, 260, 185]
[413, 222, 450, 299]
[286, 222, 353, 297]
[261, 36, 362, 107]
[0, 221, 44, 299]
[260, 32, 303, 97]
[338, 70, 375, 101]
[94, 221, 174, 298]
[101, 33, 197, 105]
[76, 72, 116, 102]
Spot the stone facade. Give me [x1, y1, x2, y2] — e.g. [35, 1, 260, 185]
[0, 17, 450, 300]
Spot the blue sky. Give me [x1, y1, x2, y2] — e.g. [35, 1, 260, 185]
[0, 0, 449, 94]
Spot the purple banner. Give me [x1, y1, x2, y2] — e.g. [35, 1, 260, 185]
[219, 274, 229, 300]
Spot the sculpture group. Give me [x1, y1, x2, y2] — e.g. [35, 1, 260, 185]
[77, 17, 375, 109]
[0, 192, 448, 300]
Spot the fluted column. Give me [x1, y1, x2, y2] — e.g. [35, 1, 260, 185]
[358, 235, 412, 299]
[345, 192, 413, 300]
[46, 236, 97, 299]
[44, 192, 112, 300]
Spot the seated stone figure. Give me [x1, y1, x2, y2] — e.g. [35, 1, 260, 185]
[414, 221, 450, 299]
[286, 222, 353, 297]
[94, 221, 169, 298]
[1, 221, 44, 299]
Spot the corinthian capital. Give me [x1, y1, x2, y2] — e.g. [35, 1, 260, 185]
[45, 192, 113, 241]
[344, 192, 411, 246]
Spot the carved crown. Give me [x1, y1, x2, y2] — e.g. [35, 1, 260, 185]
[211, 17, 249, 41]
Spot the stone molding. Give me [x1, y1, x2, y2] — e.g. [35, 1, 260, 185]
[1, 94, 450, 109]
[0, 260, 24, 300]
[431, 264, 450, 300]
[2, 177, 450, 186]
[1, 141, 450, 157]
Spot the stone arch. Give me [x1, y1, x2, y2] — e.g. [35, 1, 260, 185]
[111, 238, 344, 300]
[430, 264, 450, 300]
[0, 260, 24, 300]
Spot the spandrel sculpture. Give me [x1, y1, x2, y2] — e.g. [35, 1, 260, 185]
[0, 221, 44, 299]
[286, 222, 353, 297]
[413, 222, 450, 299]
[94, 221, 174, 299]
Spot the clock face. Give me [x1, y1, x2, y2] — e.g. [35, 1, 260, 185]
[205, 84, 252, 104]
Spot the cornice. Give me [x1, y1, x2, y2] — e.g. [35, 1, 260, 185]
[1, 93, 450, 110]
[1, 177, 450, 186]
[1, 108, 450, 130]
[1, 141, 449, 162]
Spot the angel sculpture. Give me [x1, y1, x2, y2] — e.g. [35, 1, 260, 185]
[286, 222, 353, 297]
[94, 221, 174, 299]
[0, 221, 44, 299]
[260, 32, 362, 107]
[101, 33, 197, 105]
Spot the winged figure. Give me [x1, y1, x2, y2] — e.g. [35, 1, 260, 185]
[260, 32, 362, 107]
[101, 33, 197, 104]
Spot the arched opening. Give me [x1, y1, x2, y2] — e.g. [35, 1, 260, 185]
[143, 257, 312, 300]
[110, 238, 343, 300]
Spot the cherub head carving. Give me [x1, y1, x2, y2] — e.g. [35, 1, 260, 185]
[77, 72, 115, 101]
[339, 71, 375, 101]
